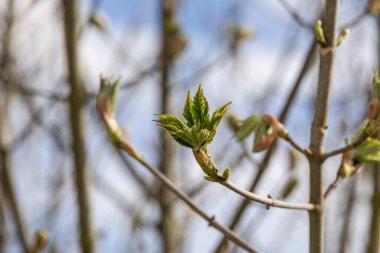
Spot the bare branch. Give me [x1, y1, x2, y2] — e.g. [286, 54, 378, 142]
[221, 181, 315, 211]
[117, 141, 258, 253]
[62, 0, 94, 252]
[323, 175, 343, 199]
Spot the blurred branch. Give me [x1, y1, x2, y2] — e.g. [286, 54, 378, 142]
[278, 0, 313, 29]
[338, 177, 357, 253]
[323, 175, 343, 199]
[158, 1, 183, 252]
[367, 166, 380, 253]
[213, 40, 318, 253]
[62, 0, 94, 252]
[0, 148, 30, 253]
[0, 0, 31, 251]
[0, 193, 4, 253]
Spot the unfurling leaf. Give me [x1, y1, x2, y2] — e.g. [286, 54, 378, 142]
[155, 84, 232, 180]
[97, 77, 125, 144]
[183, 91, 194, 126]
[352, 137, 380, 163]
[155, 84, 231, 150]
[193, 85, 210, 128]
[235, 115, 261, 141]
[235, 114, 284, 152]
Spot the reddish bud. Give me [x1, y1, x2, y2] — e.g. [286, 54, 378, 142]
[263, 114, 284, 132]
[368, 99, 379, 120]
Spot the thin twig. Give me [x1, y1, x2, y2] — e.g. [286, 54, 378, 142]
[220, 181, 315, 211]
[322, 134, 367, 160]
[281, 133, 308, 156]
[278, 0, 313, 29]
[323, 175, 343, 199]
[116, 141, 258, 253]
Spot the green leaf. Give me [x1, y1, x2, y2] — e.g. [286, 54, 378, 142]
[154, 114, 187, 132]
[235, 115, 261, 141]
[209, 101, 232, 130]
[372, 68, 380, 101]
[193, 85, 210, 128]
[183, 91, 194, 127]
[154, 114, 194, 148]
[155, 84, 231, 149]
[253, 119, 268, 146]
[203, 101, 232, 146]
[174, 129, 196, 148]
[190, 126, 210, 150]
[353, 137, 380, 163]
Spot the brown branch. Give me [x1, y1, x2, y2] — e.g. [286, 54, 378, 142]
[323, 175, 343, 199]
[0, 1, 31, 251]
[307, 1, 339, 253]
[338, 177, 357, 253]
[0, 192, 4, 253]
[322, 133, 368, 160]
[62, 0, 94, 252]
[281, 132, 308, 155]
[116, 142, 258, 253]
[0, 148, 30, 253]
[367, 165, 380, 253]
[158, 1, 180, 252]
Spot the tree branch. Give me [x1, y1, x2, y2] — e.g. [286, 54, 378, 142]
[308, 1, 339, 253]
[220, 181, 315, 211]
[322, 133, 367, 160]
[62, 0, 94, 252]
[116, 142, 258, 253]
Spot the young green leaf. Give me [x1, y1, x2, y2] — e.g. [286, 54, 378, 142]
[155, 84, 231, 152]
[154, 114, 194, 148]
[192, 85, 210, 128]
[352, 137, 380, 163]
[183, 91, 194, 127]
[209, 101, 233, 130]
[235, 115, 261, 141]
